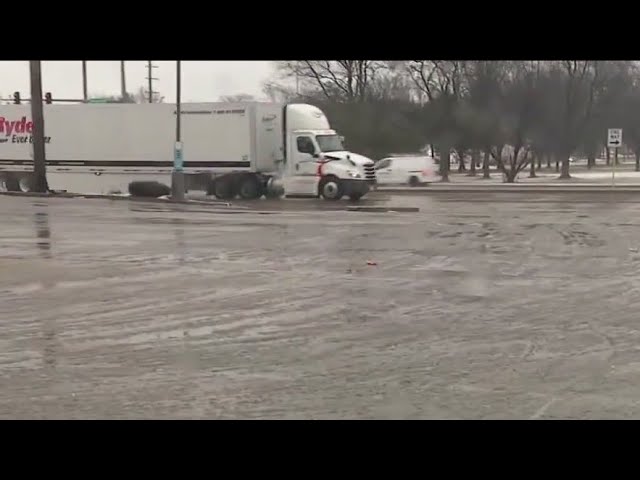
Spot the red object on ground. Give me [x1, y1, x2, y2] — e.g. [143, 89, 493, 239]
[366, 261, 377, 266]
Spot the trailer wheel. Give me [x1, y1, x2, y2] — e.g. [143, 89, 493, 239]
[214, 178, 235, 200]
[206, 179, 216, 196]
[238, 175, 261, 200]
[0, 174, 20, 192]
[319, 176, 343, 201]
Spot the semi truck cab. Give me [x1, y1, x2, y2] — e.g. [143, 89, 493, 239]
[281, 104, 376, 200]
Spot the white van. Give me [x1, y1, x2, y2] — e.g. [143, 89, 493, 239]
[374, 155, 438, 186]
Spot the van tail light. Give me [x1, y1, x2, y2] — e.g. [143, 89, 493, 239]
[422, 169, 431, 177]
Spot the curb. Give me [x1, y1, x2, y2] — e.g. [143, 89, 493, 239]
[346, 206, 420, 213]
[0, 191, 236, 207]
[0, 191, 417, 213]
[375, 186, 640, 194]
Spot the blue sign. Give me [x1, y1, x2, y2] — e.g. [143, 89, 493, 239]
[174, 142, 184, 171]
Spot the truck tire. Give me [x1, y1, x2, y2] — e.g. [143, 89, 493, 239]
[238, 175, 261, 200]
[206, 179, 216, 196]
[408, 175, 420, 187]
[319, 176, 343, 201]
[128, 181, 171, 198]
[18, 174, 34, 193]
[214, 178, 235, 200]
[0, 173, 20, 192]
[265, 189, 282, 199]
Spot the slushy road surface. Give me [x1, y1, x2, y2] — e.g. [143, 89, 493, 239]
[1, 193, 640, 419]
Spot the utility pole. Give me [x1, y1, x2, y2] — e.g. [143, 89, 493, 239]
[176, 61, 181, 144]
[172, 61, 185, 201]
[146, 61, 159, 103]
[81, 61, 88, 102]
[29, 61, 49, 193]
[120, 61, 127, 101]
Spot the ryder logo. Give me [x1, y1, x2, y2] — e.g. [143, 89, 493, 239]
[0, 117, 51, 144]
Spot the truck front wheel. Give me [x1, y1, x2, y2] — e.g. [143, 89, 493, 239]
[319, 176, 343, 201]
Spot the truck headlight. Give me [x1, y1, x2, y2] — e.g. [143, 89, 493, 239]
[348, 170, 361, 178]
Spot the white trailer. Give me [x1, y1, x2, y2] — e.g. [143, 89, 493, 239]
[0, 102, 377, 200]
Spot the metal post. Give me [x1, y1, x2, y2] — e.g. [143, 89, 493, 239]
[612, 147, 617, 187]
[29, 61, 49, 193]
[81, 61, 88, 102]
[148, 61, 153, 103]
[176, 61, 181, 144]
[171, 60, 185, 201]
[120, 61, 127, 101]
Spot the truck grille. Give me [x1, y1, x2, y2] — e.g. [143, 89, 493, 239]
[364, 163, 376, 182]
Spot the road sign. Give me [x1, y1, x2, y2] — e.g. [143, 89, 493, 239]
[174, 141, 184, 171]
[608, 128, 623, 148]
[608, 128, 623, 188]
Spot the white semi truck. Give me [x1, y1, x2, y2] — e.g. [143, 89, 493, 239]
[0, 102, 376, 201]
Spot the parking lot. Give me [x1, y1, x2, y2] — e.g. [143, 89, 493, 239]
[2, 192, 640, 418]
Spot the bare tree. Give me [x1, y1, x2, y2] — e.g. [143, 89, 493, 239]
[263, 61, 424, 160]
[408, 61, 470, 181]
[581, 61, 637, 169]
[369, 64, 418, 102]
[620, 79, 640, 171]
[544, 61, 599, 179]
[408, 61, 469, 100]
[260, 59, 640, 182]
[262, 81, 297, 102]
[462, 61, 512, 180]
[130, 86, 163, 103]
[273, 61, 387, 103]
[491, 64, 543, 182]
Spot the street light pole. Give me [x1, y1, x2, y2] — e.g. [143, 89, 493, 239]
[176, 61, 181, 144]
[30, 60, 49, 193]
[120, 61, 127, 101]
[171, 60, 185, 201]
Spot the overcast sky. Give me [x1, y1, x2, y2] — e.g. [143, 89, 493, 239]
[0, 61, 275, 102]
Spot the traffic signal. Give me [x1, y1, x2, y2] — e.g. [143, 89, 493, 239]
[45, 92, 52, 104]
[13, 92, 20, 104]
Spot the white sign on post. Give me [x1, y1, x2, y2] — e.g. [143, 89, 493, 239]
[608, 128, 623, 187]
[608, 128, 623, 148]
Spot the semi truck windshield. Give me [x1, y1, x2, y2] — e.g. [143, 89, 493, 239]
[315, 134, 344, 153]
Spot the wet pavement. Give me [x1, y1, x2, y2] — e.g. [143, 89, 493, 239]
[2, 193, 640, 419]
